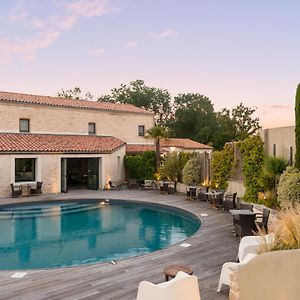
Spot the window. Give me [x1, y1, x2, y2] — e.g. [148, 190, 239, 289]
[138, 125, 145, 136]
[19, 119, 30, 132]
[15, 158, 36, 182]
[88, 123, 96, 135]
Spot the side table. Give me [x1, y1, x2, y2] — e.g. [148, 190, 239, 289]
[164, 264, 193, 281]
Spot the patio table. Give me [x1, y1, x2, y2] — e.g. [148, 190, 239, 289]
[205, 191, 223, 207]
[229, 209, 256, 216]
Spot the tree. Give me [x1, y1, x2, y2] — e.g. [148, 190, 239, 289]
[214, 109, 237, 150]
[295, 83, 300, 169]
[98, 80, 172, 126]
[57, 87, 93, 100]
[168, 93, 216, 145]
[146, 126, 169, 169]
[232, 103, 261, 140]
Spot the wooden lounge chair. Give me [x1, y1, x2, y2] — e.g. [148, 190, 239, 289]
[30, 181, 43, 195]
[10, 183, 22, 198]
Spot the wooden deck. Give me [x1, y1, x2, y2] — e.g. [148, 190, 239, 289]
[0, 189, 239, 300]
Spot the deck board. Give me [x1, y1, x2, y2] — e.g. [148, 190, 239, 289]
[0, 190, 239, 300]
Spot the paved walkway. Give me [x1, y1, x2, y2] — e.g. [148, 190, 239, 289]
[0, 189, 239, 300]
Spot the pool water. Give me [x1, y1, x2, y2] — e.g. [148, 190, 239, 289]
[0, 200, 200, 270]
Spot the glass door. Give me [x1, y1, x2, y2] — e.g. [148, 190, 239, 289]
[87, 158, 99, 190]
[61, 158, 67, 193]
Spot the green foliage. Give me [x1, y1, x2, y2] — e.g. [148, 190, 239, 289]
[57, 87, 93, 100]
[159, 152, 183, 182]
[124, 151, 156, 180]
[257, 190, 278, 208]
[260, 155, 288, 191]
[98, 80, 172, 126]
[211, 143, 235, 189]
[232, 103, 261, 140]
[295, 84, 300, 169]
[182, 157, 202, 186]
[239, 135, 264, 203]
[277, 166, 300, 206]
[168, 93, 216, 145]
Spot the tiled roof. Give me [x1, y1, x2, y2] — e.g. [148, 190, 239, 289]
[126, 138, 212, 154]
[126, 144, 156, 153]
[0, 133, 125, 153]
[160, 138, 212, 149]
[0, 91, 153, 115]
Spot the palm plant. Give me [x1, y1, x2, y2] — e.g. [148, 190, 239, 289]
[146, 125, 169, 169]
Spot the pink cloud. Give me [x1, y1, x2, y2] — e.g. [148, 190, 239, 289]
[66, 0, 116, 18]
[147, 29, 178, 39]
[124, 41, 138, 48]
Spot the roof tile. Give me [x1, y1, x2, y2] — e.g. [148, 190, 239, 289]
[0, 91, 153, 115]
[0, 133, 125, 153]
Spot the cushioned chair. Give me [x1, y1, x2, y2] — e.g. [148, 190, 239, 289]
[30, 181, 43, 194]
[239, 203, 254, 211]
[237, 233, 274, 262]
[10, 183, 22, 197]
[217, 253, 257, 292]
[197, 187, 208, 202]
[214, 192, 224, 208]
[141, 180, 158, 190]
[137, 271, 201, 300]
[230, 249, 300, 300]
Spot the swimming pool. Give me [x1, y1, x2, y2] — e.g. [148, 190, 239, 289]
[0, 199, 201, 270]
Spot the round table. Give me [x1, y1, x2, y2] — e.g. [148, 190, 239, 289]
[164, 264, 193, 281]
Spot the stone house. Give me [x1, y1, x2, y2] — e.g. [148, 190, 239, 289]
[0, 91, 154, 197]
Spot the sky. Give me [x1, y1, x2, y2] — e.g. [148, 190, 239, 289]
[0, 0, 299, 128]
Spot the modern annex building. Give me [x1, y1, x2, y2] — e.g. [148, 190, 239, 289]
[0, 91, 154, 197]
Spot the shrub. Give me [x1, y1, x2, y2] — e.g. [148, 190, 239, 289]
[260, 204, 300, 252]
[159, 152, 183, 182]
[238, 135, 264, 203]
[260, 156, 288, 191]
[257, 190, 278, 208]
[277, 166, 300, 206]
[124, 151, 156, 180]
[182, 157, 201, 186]
[211, 143, 235, 189]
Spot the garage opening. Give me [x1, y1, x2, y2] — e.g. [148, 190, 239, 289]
[61, 158, 99, 192]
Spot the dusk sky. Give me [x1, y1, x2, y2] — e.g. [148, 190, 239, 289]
[0, 0, 299, 128]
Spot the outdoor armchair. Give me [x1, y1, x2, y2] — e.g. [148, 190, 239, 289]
[137, 271, 201, 300]
[141, 180, 158, 190]
[10, 183, 22, 197]
[108, 180, 122, 190]
[217, 253, 257, 292]
[255, 208, 270, 233]
[30, 181, 43, 195]
[234, 214, 257, 238]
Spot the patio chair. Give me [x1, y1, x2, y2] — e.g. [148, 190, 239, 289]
[30, 181, 43, 195]
[109, 180, 122, 190]
[234, 214, 258, 238]
[197, 187, 208, 202]
[239, 203, 253, 211]
[237, 233, 274, 262]
[188, 186, 197, 200]
[214, 192, 224, 208]
[127, 179, 139, 189]
[141, 180, 158, 190]
[223, 192, 237, 211]
[10, 183, 22, 198]
[255, 208, 270, 233]
[217, 253, 257, 292]
[137, 271, 201, 300]
[167, 182, 176, 194]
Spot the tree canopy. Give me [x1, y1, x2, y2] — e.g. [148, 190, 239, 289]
[98, 80, 172, 126]
[58, 81, 261, 150]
